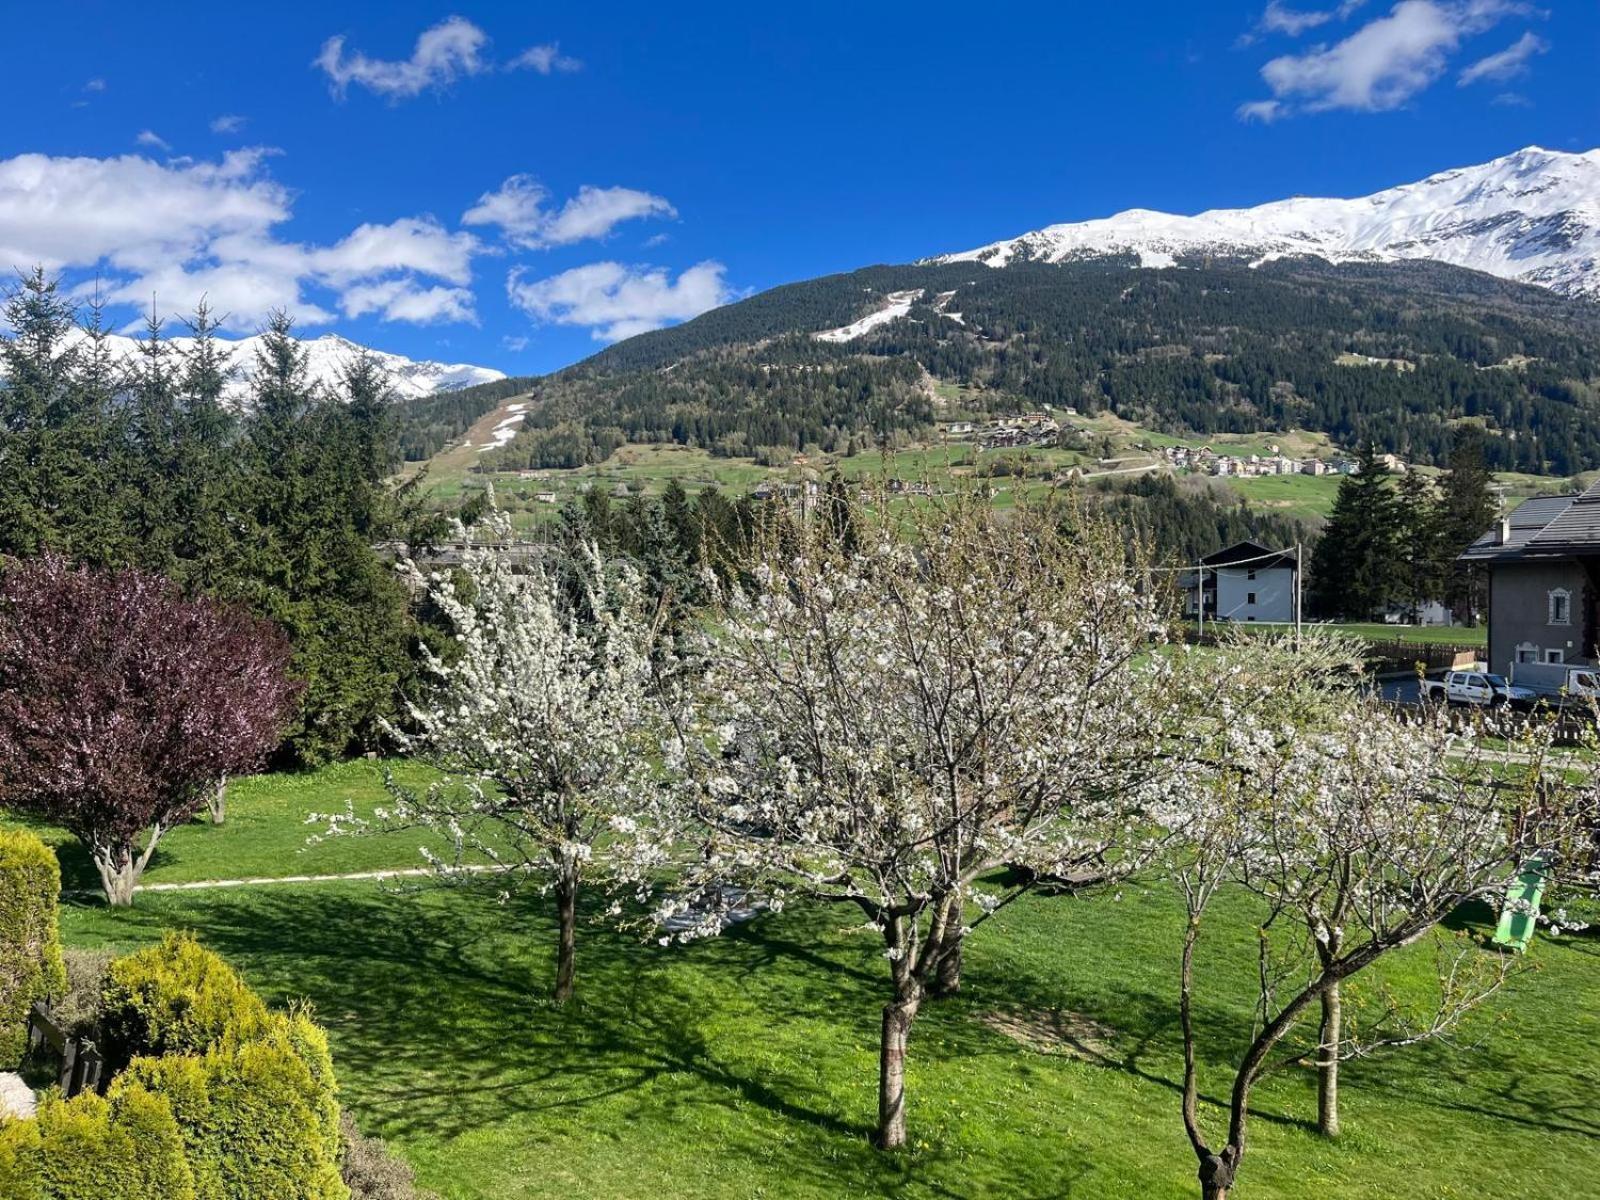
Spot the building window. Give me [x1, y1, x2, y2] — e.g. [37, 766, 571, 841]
[1247, 592, 1257, 605]
[1545, 649, 1565, 664]
[1549, 588, 1571, 626]
[1247, 569, 1257, 581]
[1516, 644, 1539, 664]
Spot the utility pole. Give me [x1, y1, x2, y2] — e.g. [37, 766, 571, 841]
[1295, 542, 1304, 643]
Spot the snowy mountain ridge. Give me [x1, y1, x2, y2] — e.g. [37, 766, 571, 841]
[927, 146, 1600, 299]
[57, 329, 505, 405]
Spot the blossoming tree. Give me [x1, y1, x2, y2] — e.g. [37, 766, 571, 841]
[669, 492, 1182, 1149]
[1168, 644, 1593, 1200]
[365, 513, 673, 1005]
[0, 554, 299, 905]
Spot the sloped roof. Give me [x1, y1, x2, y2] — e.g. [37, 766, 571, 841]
[1459, 488, 1600, 561]
[1200, 541, 1298, 571]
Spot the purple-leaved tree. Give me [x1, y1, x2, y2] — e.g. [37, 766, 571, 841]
[0, 554, 299, 905]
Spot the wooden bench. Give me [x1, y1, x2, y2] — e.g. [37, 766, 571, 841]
[25, 1001, 102, 1098]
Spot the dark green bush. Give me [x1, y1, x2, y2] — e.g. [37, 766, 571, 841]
[0, 830, 67, 1066]
[0, 1085, 196, 1200]
[117, 1010, 347, 1200]
[340, 1113, 439, 1200]
[99, 932, 268, 1068]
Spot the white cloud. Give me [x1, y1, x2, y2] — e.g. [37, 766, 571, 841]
[339, 278, 476, 324]
[1259, 1, 1368, 37]
[463, 176, 676, 249]
[501, 334, 530, 352]
[1236, 99, 1287, 122]
[507, 260, 733, 342]
[210, 114, 247, 134]
[509, 44, 581, 74]
[315, 16, 490, 99]
[309, 217, 478, 286]
[1458, 30, 1547, 84]
[135, 130, 171, 151]
[315, 19, 581, 99]
[0, 150, 482, 330]
[84, 78, 106, 93]
[1243, 1, 1534, 118]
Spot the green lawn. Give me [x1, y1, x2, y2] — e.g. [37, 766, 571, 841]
[2, 759, 459, 893]
[1222, 474, 1343, 520]
[38, 767, 1600, 1200]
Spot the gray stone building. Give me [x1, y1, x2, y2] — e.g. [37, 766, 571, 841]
[1459, 483, 1600, 673]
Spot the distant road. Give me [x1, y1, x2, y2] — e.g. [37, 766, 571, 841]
[1377, 677, 1424, 705]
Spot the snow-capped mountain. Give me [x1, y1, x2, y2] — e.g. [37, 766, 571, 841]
[928, 146, 1600, 299]
[59, 330, 504, 405]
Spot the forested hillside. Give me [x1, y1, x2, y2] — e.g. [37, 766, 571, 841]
[484, 257, 1600, 475]
[393, 375, 537, 461]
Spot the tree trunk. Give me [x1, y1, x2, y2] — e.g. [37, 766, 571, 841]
[927, 891, 965, 999]
[876, 991, 921, 1149]
[1198, 1150, 1236, 1200]
[932, 936, 963, 998]
[553, 872, 578, 1005]
[1317, 978, 1342, 1137]
[95, 855, 139, 908]
[207, 775, 228, 826]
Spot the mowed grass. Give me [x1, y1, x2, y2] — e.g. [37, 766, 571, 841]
[1, 759, 460, 892]
[44, 771, 1600, 1200]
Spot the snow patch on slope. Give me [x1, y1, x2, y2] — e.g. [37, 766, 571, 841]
[928, 146, 1600, 299]
[477, 405, 528, 452]
[814, 290, 922, 343]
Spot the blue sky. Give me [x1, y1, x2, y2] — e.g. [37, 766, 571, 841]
[3, 1, 1594, 375]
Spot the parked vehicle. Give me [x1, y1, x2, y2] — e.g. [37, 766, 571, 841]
[1508, 661, 1600, 703]
[1419, 670, 1537, 708]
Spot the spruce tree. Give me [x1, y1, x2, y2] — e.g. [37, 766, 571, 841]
[0, 271, 128, 565]
[1394, 469, 1439, 623]
[1434, 428, 1498, 624]
[1309, 444, 1403, 620]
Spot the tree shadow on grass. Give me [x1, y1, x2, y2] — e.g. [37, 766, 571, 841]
[99, 883, 897, 1148]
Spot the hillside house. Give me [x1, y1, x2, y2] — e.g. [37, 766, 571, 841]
[1459, 484, 1600, 672]
[1183, 541, 1300, 624]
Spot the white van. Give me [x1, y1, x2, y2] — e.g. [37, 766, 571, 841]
[1508, 661, 1600, 702]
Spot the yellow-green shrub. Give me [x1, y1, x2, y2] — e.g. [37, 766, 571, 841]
[0, 1085, 196, 1200]
[99, 932, 268, 1068]
[0, 830, 67, 1065]
[117, 1011, 348, 1200]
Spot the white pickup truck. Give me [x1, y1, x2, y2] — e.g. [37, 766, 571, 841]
[1419, 670, 1537, 708]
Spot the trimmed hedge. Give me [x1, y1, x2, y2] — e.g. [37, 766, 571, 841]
[0, 1085, 196, 1200]
[99, 932, 268, 1069]
[100, 935, 347, 1200]
[5, 930, 352, 1200]
[0, 830, 67, 1066]
[119, 1018, 347, 1200]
